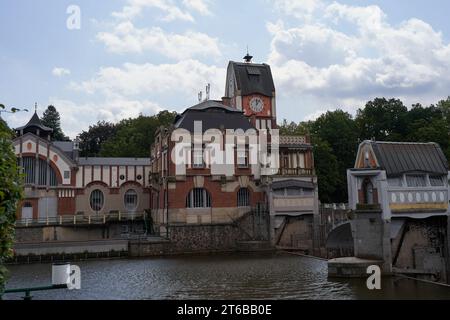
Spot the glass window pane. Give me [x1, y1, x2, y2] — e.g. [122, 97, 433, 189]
[124, 189, 138, 211]
[406, 175, 426, 187]
[90, 189, 104, 212]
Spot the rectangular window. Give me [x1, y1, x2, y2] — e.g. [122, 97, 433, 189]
[237, 149, 248, 168]
[430, 175, 445, 187]
[274, 189, 285, 196]
[406, 175, 427, 187]
[64, 170, 70, 179]
[192, 145, 204, 168]
[255, 119, 260, 129]
[267, 120, 272, 130]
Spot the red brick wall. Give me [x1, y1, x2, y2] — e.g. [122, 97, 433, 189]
[58, 197, 76, 215]
[165, 177, 264, 209]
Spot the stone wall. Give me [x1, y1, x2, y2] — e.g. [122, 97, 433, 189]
[15, 221, 145, 243]
[129, 211, 271, 257]
[15, 227, 43, 243]
[276, 215, 314, 252]
[392, 216, 448, 282]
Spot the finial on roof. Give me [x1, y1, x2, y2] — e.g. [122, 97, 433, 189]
[243, 46, 253, 63]
[34, 102, 37, 113]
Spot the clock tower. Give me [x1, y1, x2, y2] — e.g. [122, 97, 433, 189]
[224, 53, 277, 130]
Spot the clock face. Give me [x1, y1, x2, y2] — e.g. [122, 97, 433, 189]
[249, 97, 264, 113]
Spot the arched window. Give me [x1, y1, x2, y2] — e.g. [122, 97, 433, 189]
[90, 189, 104, 212]
[237, 188, 250, 207]
[21, 157, 58, 186]
[186, 188, 211, 208]
[124, 189, 138, 212]
[362, 178, 374, 205]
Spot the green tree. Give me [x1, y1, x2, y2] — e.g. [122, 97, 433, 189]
[78, 121, 117, 157]
[0, 121, 23, 295]
[312, 138, 340, 203]
[310, 110, 359, 202]
[41, 105, 70, 141]
[279, 119, 310, 136]
[355, 98, 408, 141]
[100, 111, 176, 157]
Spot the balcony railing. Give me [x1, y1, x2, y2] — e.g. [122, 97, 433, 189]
[15, 212, 146, 227]
[277, 167, 314, 176]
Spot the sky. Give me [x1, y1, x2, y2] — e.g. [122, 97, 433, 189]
[2, 0, 450, 138]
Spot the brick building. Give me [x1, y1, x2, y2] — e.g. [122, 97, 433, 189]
[13, 112, 151, 221]
[150, 55, 319, 247]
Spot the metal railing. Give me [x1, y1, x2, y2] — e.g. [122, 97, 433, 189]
[15, 212, 146, 227]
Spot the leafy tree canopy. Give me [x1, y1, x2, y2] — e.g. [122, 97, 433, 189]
[279, 97, 450, 203]
[0, 120, 23, 294]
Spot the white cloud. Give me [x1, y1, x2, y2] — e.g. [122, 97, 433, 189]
[268, 0, 450, 119]
[71, 59, 225, 99]
[274, 0, 324, 22]
[52, 67, 71, 77]
[97, 21, 221, 59]
[112, 0, 194, 22]
[48, 96, 163, 139]
[182, 0, 212, 16]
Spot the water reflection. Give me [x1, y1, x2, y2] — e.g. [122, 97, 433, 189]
[4, 252, 450, 300]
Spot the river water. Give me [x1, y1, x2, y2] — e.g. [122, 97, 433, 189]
[3, 252, 450, 300]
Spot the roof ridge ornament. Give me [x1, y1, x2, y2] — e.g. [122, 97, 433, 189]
[243, 47, 253, 63]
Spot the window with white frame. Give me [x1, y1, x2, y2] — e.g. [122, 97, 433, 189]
[192, 145, 205, 168]
[186, 188, 211, 208]
[124, 189, 138, 211]
[237, 148, 249, 168]
[237, 188, 250, 207]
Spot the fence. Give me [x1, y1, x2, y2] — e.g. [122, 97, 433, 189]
[15, 212, 146, 227]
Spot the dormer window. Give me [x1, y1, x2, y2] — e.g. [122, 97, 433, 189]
[406, 174, 427, 187]
[429, 175, 445, 187]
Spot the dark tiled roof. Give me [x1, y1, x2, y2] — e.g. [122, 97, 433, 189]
[184, 100, 242, 114]
[272, 179, 315, 190]
[229, 62, 275, 97]
[53, 141, 76, 160]
[370, 141, 448, 175]
[175, 100, 254, 132]
[16, 112, 53, 132]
